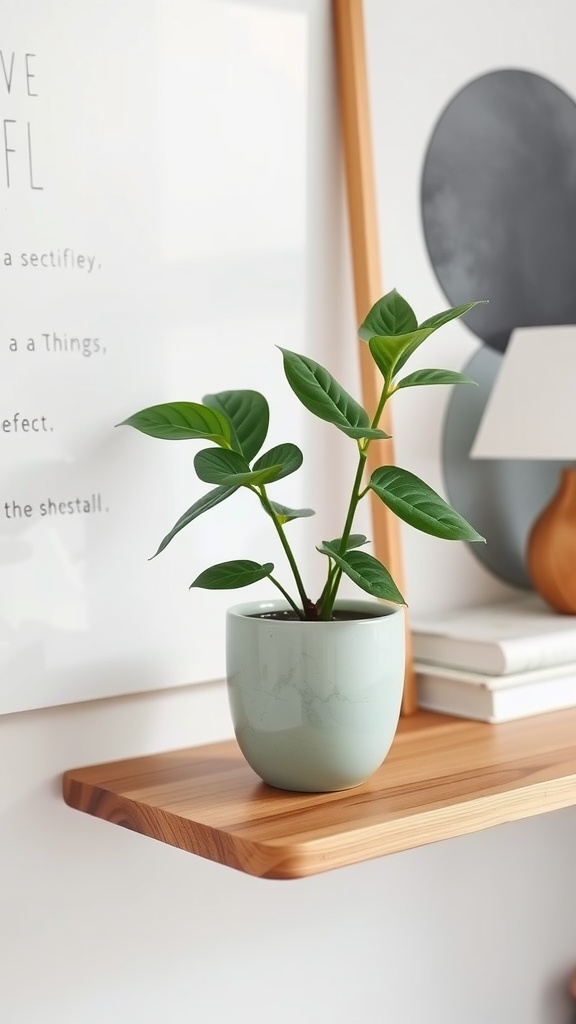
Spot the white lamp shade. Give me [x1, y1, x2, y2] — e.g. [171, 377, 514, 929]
[470, 324, 576, 460]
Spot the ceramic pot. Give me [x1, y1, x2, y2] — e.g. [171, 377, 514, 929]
[226, 599, 405, 792]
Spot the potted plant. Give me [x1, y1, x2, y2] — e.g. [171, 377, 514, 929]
[119, 289, 484, 792]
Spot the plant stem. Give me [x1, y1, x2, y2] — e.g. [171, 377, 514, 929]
[268, 575, 304, 618]
[258, 486, 310, 611]
[319, 379, 391, 621]
[371, 378, 390, 430]
[319, 452, 366, 620]
[337, 454, 368, 554]
[317, 560, 338, 608]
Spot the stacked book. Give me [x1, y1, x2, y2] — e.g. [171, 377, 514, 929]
[412, 594, 576, 722]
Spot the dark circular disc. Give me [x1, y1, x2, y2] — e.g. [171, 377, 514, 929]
[422, 69, 576, 352]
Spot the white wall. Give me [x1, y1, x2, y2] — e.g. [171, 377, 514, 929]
[1, 2, 575, 1022]
[2, 687, 576, 1024]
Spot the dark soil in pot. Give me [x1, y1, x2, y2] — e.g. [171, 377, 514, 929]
[252, 609, 383, 622]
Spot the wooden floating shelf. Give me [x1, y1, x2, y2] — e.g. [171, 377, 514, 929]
[63, 708, 576, 880]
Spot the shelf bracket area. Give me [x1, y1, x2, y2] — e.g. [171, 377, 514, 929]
[63, 709, 576, 879]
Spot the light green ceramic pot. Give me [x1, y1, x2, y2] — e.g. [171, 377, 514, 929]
[226, 599, 405, 793]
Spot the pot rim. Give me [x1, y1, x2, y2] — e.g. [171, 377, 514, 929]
[226, 597, 403, 623]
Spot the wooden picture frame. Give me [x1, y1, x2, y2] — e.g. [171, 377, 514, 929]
[332, 0, 416, 713]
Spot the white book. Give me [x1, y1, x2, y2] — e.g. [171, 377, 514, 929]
[411, 595, 576, 676]
[416, 659, 576, 723]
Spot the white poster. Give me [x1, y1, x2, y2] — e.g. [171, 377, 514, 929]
[0, 0, 309, 712]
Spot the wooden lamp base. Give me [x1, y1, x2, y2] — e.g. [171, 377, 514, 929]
[527, 467, 576, 614]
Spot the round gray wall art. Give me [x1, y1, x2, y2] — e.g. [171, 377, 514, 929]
[421, 68, 576, 587]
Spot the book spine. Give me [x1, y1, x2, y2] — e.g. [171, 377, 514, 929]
[500, 633, 576, 674]
[414, 630, 576, 675]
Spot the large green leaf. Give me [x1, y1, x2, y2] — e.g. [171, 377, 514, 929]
[324, 534, 369, 553]
[190, 559, 274, 590]
[194, 448, 281, 487]
[392, 301, 486, 375]
[368, 329, 433, 379]
[394, 368, 477, 390]
[265, 500, 315, 525]
[194, 448, 248, 482]
[279, 348, 378, 440]
[118, 402, 231, 446]
[152, 485, 238, 557]
[418, 300, 486, 332]
[202, 390, 269, 461]
[253, 443, 303, 482]
[339, 425, 391, 440]
[359, 289, 417, 340]
[369, 466, 485, 541]
[366, 299, 488, 379]
[317, 541, 405, 604]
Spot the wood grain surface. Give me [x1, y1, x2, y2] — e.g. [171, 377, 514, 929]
[63, 708, 576, 879]
[333, 0, 416, 713]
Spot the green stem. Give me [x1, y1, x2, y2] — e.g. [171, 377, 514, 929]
[258, 486, 310, 611]
[269, 575, 304, 618]
[337, 454, 368, 554]
[319, 452, 367, 620]
[319, 378, 392, 621]
[371, 377, 390, 430]
[317, 560, 338, 609]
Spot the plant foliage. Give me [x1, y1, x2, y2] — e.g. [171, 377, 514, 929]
[118, 289, 485, 620]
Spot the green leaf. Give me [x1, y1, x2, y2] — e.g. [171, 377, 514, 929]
[202, 390, 269, 461]
[317, 542, 405, 604]
[369, 466, 485, 542]
[358, 289, 417, 341]
[391, 301, 487, 376]
[394, 368, 477, 390]
[365, 299, 488, 380]
[194, 448, 281, 487]
[340, 425, 391, 440]
[194, 448, 249, 482]
[190, 559, 274, 590]
[418, 300, 487, 332]
[266, 501, 315, 525]
[253, 443, 303, 482]
[152, 485, 238, 557]
[118, 402, 231, 446]
[279, 348, 377, 440]
[369, 329, 433, 379]
[324, 534, 369, 553]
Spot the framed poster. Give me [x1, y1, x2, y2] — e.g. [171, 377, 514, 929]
[0, 0, 315, 713]
[364, 0, 576, 613]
